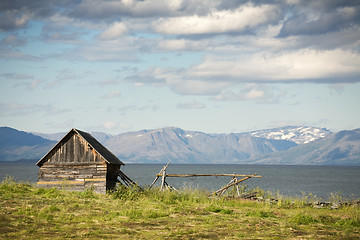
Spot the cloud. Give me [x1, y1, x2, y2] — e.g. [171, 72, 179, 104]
[170, 79, 232, 95]
[98, 79, 119, 86]
[153, 3, 281, 35]
[328, 84, 346, 95]
[279, 6, 360, 37]
[105, 90, 122, 99]
[98, 22, 128, 40]
[279, 1, 360, 37]
[0, 10, 32, 31]
[13, 79, 42, 91]
[0, 50, 42, 61]
[126, 67, 167, 86]
[53, 36, 141, 62]
[46, 119, 75, 131]
[0, 103, 68, 117]
[104, 120, 118, 129]
[186, 49, 360, 83]
[87, 121, 131, 133]
[126, 67, 231, 95]
[157, 39, 205, 51]
[0, 1, 65, 31]
[68, 0, 190, 20]
[1, 73, 33, 80]
[1, 34, 27, 48]
[125, 48, 360, 96]
[211, 84, 286, 103]
[177, 101, 206, 109]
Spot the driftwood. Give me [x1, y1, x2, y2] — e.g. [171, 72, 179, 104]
[156, 174, 261, 178]
[211, 177, 250, 196]
[149, 160, 171, 190]
[150, 161, 262, 196]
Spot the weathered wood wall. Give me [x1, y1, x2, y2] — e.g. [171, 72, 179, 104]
[45, 132, 102, 164]
[37, 131, 120, 193]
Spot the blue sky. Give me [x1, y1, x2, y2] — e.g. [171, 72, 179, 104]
[1, 0, 360, 134]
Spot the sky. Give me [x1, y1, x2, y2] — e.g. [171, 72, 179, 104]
[0, 0, 360, 134]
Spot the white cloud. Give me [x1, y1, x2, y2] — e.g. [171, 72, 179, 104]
[212, 84, 275, 102]
[157, 39, 204, 51]
[170, 79, 232, 95]
[99, 22, 128, 40]
[153, 3, 280, 35]
[126, 47, 360, 97]
[59, 37, 140, 61]
[104, 121, 118, 129]
[188, 49, 360, 82]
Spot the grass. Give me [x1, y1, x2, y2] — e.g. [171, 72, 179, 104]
[0, 178, 359, 239]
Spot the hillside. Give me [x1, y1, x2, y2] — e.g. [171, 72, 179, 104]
[251, 129, 360, 165]
[2, 126, 359, 165]
[0, 127, 56, 161]
[104, 127, 297, 163]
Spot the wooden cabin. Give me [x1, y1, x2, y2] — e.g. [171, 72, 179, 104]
[36, 128, 124, 193]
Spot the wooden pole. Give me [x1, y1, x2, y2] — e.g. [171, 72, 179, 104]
[149, 160, 172, 189]
[219, 177, 236, 196]
[155, 173, 261, 178]
[160, 171, 166, 191]
[235, 178, 240, 196]
[212, 176, 250, 196]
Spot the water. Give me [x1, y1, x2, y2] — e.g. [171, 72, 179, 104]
[1, 162, 360, 200]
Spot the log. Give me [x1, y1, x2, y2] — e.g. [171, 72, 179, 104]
[160, 171, 166, 191]
[156, 173, 261, 178]
[149, 160, 172, 189]
[212, 177, 250, 196]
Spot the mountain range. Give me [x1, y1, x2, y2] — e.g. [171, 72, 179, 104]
[0, 126, 359, 165]
[0, 127, 56, 161]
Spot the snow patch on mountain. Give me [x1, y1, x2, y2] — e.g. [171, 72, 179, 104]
[249, 126, 332, 144]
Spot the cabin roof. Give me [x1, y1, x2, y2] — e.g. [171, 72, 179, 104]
[36, 128, 124, 166]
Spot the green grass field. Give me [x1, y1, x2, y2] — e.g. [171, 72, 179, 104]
[1, 179, 359, 239]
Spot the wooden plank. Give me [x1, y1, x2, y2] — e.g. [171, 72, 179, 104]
[37, 178, 106, 185]
[42, 162, 105, 166]
[74, 133, 79, 162]
[37, 181, 85, 185]
[84, 178, 106, 182]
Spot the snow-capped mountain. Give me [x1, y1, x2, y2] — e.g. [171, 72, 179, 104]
[4, 126, 359, 166]
[251, 128, 360, 165]
[248, 126, 332, 144]
[103, 127, 297, 164]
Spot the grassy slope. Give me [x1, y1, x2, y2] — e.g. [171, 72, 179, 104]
[0, 180, 359, 240]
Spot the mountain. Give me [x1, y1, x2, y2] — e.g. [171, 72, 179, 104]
[0, 127, 56, 161]
[248, 126, 332, 144]
[2, 126, 359, 165]
[31, 132, 66, 141]
[251, 129, 360, 165]
[103, 127, 297, 163]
